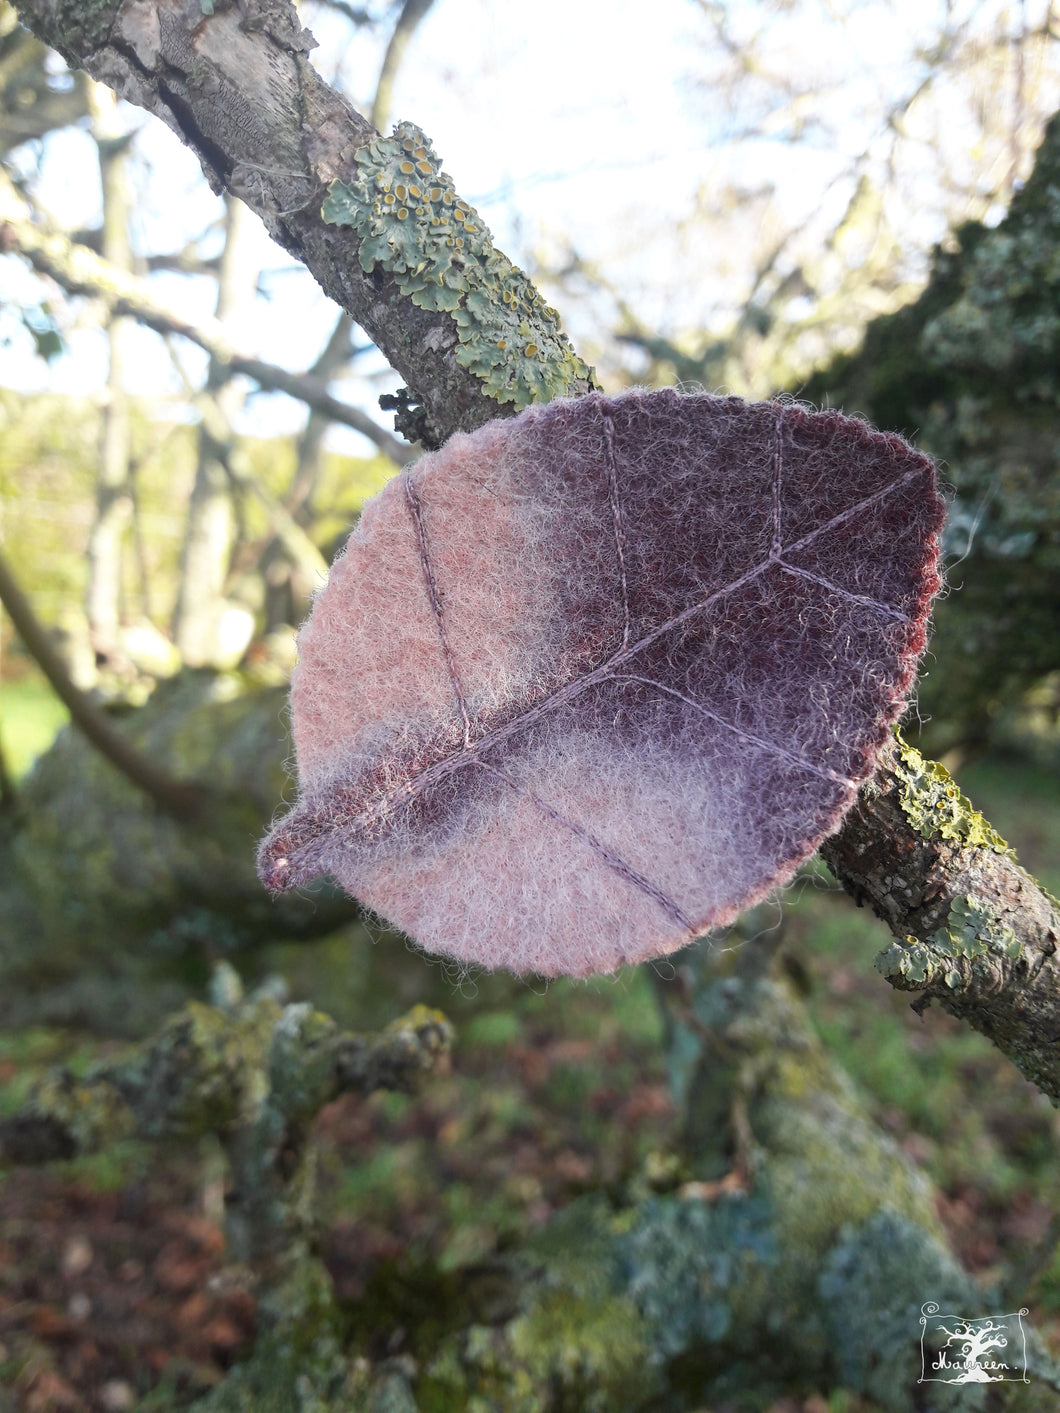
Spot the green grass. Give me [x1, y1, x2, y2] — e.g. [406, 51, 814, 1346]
[0, 669, 68, 778]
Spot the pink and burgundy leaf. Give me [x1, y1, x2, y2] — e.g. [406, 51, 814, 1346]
[258, 390, 944, 976]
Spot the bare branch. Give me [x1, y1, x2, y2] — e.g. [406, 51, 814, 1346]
[0, 170, 413, 463]
[370, 0, 436, 133]
[0, 547, 203, 819]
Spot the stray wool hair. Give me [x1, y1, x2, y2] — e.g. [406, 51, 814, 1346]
[258, 389, 944, 977]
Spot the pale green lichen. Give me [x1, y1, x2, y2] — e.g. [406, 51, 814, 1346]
[419, 1200, 660, 1412]
[876, 938, 936, 986]
[29, 1069, 136, 1153]
[322, 122, 596, 409]
[892, 730, 1011, 852]
[818, 1210, 996, 1413]
[876, 896, 1021, 990]
[930, 894, 1021, 962]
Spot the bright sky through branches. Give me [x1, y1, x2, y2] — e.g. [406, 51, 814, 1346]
[0, 0, 1056, 445]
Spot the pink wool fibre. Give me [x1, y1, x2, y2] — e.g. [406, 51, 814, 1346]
[258, 389, 944, 977]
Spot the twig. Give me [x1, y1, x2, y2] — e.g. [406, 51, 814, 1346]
[0, 171, 413, 464]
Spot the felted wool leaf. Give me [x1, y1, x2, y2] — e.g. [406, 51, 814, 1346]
[258, 389, 944, 977]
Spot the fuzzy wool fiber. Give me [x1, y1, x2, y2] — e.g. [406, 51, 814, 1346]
[258, 389, 944, 977]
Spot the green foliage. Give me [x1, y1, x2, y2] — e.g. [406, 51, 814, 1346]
[804, 113, 1060, 751]
[461, 1009, 523, 1048]
[322, 122, 595, 409]
[956, 756, 1060, 893]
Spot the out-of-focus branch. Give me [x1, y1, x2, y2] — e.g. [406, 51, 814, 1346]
[195, 388, 330, 586]
[0, 2, 88, 153]
[369, 0, 436, 133]
[0, 171, 413, 464]
[0, 996, 452, 1170]
[0, 547, 203, 819]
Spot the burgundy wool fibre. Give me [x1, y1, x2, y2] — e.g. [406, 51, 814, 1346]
[258, 389, 944, 977]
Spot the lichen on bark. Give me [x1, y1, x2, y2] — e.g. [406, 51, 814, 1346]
[891, 731, 1011, 852]
[322, 122, 595, 410]
[820, 735, 1060, 1103]
[0, 986, 455, 1411]
[13, 0, 119, 66]
[410, 944, 1060, 1410]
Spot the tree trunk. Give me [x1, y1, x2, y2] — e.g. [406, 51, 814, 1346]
[172, 195, 259, 667]
[84, 79, 133, 669]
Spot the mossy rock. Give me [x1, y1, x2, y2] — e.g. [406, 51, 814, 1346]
[0, 671, 355, 1032]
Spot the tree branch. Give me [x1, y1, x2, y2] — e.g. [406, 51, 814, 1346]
[0, 547, 203, 819]
[0, 169, 414, 464]
[369, 0, 436, 134]
[0, 996, 452, 1167]
[820, 733, 1060, 1104]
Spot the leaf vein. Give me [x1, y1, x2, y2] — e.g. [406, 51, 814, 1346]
[478, 762, 694, 932]
[404, 472, 472, 748]
[774, 560, 909, 620]
[320, 465, 921, 838]
[615, 673, 856, 787]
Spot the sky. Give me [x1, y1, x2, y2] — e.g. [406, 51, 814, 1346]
[0, 0, 1056, 452]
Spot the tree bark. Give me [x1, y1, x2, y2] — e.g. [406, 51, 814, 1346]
[820, 733, 1060, 1103]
